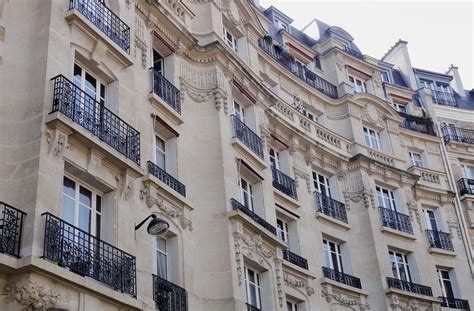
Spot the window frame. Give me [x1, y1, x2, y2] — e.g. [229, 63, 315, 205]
[276, 218, 289, 243]
[239, 176, 254, 211]
[154, 135, 167, 170]
[363, 127, 382, 151]
[437, 269, 455, 298]
[393, 102, 407, 113]
[152, 49, 164, 75]
[376, 186, 397, 211]
[269, 148, 281, 170]
[286, 300, 298, 311]
[156, 237, 169, 280]
[323, 239, 344, 273]
[233, 101, 245, 123]
[313, 172, 331, 198]
[389, 250, 412, 282]
[73, 63, 106, 105]
[244, 266, 262, 309]
[409, 151, 423, 168]
[223, 27, 238, 52]
[348, 74, 368, 93]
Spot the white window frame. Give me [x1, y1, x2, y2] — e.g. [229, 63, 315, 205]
[394, 102, 407, 113]
[409, 152, 423, 168]
[389, 250, 411, 282]
[376, 186, 396, 211]
[155, 135, 166, 170]
[73, 63, 106, 107]
[462, 164, 474, 179]
[323, 239, 344, 272]
[381, 71, 391, 83]
[152, 49, 164, 75]
[276, 218, 289, 243]
[233, 101, 245, 123]
[286, 300, 298, 311]
[244, 266, 261, 309]
[437, 269, 455, 298]
[313, 172, 331, 198]
[223, 27, 238, 52]
[423, 209, 439, 231]
[363, 127, 382, 151]
[239, 177, 254, 211]
[156, 237, 169, 280]
[348, 74, 368, 93]
[269, 148, 281, 170]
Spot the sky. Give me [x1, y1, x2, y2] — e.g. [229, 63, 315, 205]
[259, 0, 473, 88]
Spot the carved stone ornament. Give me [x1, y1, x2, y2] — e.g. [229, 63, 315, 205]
[321, 284, 368, 310]
[4, 281, 68, 311]
[45, 129, 69, 157]
[115, 172, 135, 200]
[283, 272, 314, 296]
[293, 167, 312, 194]
[274, 257, 284, 307]
[362, 103, 379, 125]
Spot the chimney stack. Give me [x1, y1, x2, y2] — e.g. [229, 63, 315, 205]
[447, 64, 466, 98]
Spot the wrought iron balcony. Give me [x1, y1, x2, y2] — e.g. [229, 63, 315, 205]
[343, 46, 364, 60]
[398, 112, 436, 136]
[42, 213, 136, 297]
[378, 206, 413, 234]
[426, 229, 454, 251]
[151, 69, 181, 114]
[0, 202, 26, 258]
[69, 0, 130, 53]
[246, 303, 261, 311]
[230, 199, 276, 236]
[386, 277, 432, 296]
[440, 297, 470, 310]
[431, 90, 457, 107]
[148, 161, 186, 197]
[283, 249, 308, 270]
[322, 267, 362, 289]
[442, 125, 474, 145]
[271, 168, 297, 199]
[457, 178, 474, 196]
[153, 274, 187, 311]
[315, 192, 348, 223]
[51, 75, 141, 165]
[231, 115, 264, 159]
[258, 38, 338, 99]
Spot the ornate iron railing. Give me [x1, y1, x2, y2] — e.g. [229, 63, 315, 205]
[398, 112, 436, 136]
[378, 206, 413, 234]
[151, 69, 181, 114]
[343, 46, 364, 60]
[322, 267, 362, 289]
[283, 249, 308, 270]
[69, 0, 130, 53]
[42, 213, 137, 297]
[387, 277, 432, 296]
[457, 178, 474, 196]
[148, 161, 186, 197]
[0, 202, 26, 258]
[153, 274, 187, 311]
[426, 229, 454, 251]
[271, 168, 297, 199]
[231, 115, 264, 159]
[246, 303, 261, 311]
[230, 199, 276, 236]
[441, 125, 474, 145]
[315, 192, 348, 223]
[440, 297, 470, 310]
[258, 38, 338, 99]
[51, 75, 140, 165]
[431, 90, 457, 107]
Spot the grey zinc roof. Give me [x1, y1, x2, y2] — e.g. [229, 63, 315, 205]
[391, 69, 408, 88]
[455, 90, 474, 110]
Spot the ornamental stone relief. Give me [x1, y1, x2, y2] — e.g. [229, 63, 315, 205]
[45, 128, 69, 157]
[283, 272, 314, 296]
[321, 284, 369, 310]
[134, 17, 148, 69]
[387, 294, 440, 311]
[4, 281, 68, 311]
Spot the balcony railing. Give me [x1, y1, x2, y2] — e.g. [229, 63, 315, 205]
[441, 125, 474, 145]
[271, 168, 297, 199]
[231, 115, 264, 159]
[315, 192, 348, 223]
[322, 267, 362, 289]
[0, 202, 26, 258]
[246, 303, 261, 311]
[258, 38, 338, 99]
[343, 46, 364, 60]
[51, 75, 140, 165]
[426, 229, 454, 251]
[431, 90, 457, 107]
[398, 112, 436, 136]
[147, 161, 186, 197]
[386, 277, 432, 296]
[151, 69, 181, 114]
[457, 178, 474, 196]
[153, 274, 187, 311]
[69, 0, 130, 53]
[378, 206, 413, 234]
[42, 213, 136, 297]
[440, 297, 470, 310]
[230, 199, 276, 236]
[283, 249, 308, 270]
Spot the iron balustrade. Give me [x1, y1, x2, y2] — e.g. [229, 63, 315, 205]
[386, 277, 433, 296]
[230, 199, 276, 236]
[397, 112, 436, 136]
[440, 297, 470, 310]
[343, 46, 364, 60]
[378, 206, 413, 234]
[441, 125, 474, 145]
[457, 178, 474, 196]
[153, 274, 187, 311]
[148, 161, 186, 197]
[231, 115, 264, 159]
[315, 192, 348, 223]
[322, 267, 362, 289]
[271, 167, 297, 199]
[0, 202, 26, 258]
[431, 90, 457, 107]
[51, 75, 140, 165]
[426, 229, 454, 251]
[283, 249, 308, 270]
[258, 38, 338, 99]
[246, 303, 261, 311]
[69, 0, 130, 53]
[151, 69, 181, 114]
[42, 213, 137, 297]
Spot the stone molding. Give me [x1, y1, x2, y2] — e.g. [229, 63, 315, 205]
[321, 284, 369, 310]
[4, 281, 68, 311]
[283, 272, 314, 296]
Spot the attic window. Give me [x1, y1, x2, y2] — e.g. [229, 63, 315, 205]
[381, 71, 392, 83]
[223, 28, 238, 52]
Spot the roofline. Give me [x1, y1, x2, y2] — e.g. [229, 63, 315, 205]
[381, 39, 408, 61]
[413, 68, 453, 80]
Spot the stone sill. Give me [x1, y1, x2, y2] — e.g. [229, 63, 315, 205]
[380, 226, 416, 241]
[148, 92, 183, 125]
[273, 187, 300, 209]
[231, 138, 267, 170]
[282, 260, 316, 279]
[428, 247, 456, 257]
[316, 212, 351, 231]
[385, 287, 441, 304]
[142, 174, 192, 211]
[320, 277, 368, 296]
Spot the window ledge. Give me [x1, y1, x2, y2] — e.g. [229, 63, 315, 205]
[316, 212, 351, 231]
[273, 188, 300, 209]
[380, 226, 416, 241]
[231, 138, 267, 170]
[148, 93, 183, 125]
[143, 174, 193, 211]
[282, 260, 317, 279]
[428, 247, 456, 257]
[320, 277, 368, 296]
[385, 287, 441, 304]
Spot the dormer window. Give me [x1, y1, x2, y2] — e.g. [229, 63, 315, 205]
[223, 28, 237, 52]
[381, 71, 392, 83]
[348, 75, 368, 93]
[393, 102, 407, 113]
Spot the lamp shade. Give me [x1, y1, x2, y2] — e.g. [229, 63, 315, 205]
[147, 217, 170, 237]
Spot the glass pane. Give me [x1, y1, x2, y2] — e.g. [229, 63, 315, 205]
[61, 195, 75, 224]
[157, 252, 167, 279]
[63, 177, 76, 198]
[78, 204, 91, 233]
[96, 195, 102, 213]
[73, 64, 82, 87]
[79, 186, 92, 207]
[157, 237, 167, 252]
[85, 72, 97, 99]
[249, 283, 257, 305]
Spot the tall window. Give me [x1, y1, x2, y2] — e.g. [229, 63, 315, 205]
[437, 269, 455, 298]
[286, 300, 298, 311]
[313, 172, 331, 197]
[462, 164, 474, 179]
[276, 218, 289, 243]
[245, 266, 261, 309]
[376, 186, 396, 211]
[420, 79, 435, 90]
[389, 250, 411, 282]
[323, 239, 343, 272]
[239, 177, 254, 211]
[381, 71, 391, 83]
[153, 49, 164, 75]
[363, 127, 382, 151]
[155, 136, 166, 169]
[223, 28, 237, 52]
[348, 75, 368, 93]
[233, 101, 245, 123]
[269, 148, 281, 170]
[409, 152, 423, 167]
[73, 63, 106, 105]
[423, 209, 439, 231]
[156, 237, 168, 280]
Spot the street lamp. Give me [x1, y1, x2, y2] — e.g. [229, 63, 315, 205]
[135, 214, 169, 237]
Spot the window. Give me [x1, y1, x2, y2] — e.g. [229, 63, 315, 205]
[233, 101, 245, 123]
[73, 63, 106, 105]
[389, 250, 411, 282]
[381, 71, 391, 83]
[153, 49, 164, 75]
[269, 148, 281, 170]
[276, 218, 289, 242]
[223, 28, 237, 52]
[155, 136, 166, 169]
[437, 83, 451, 94]
[302, 109, 317, 122]
[323, 239, 343, 272]
[409, 152, 423, 168]
[420, 79, 435, 90]
[437, 269, 455, 298]
[376, 186, 396, 211]
[313, 172, 331, 197]
[245, 266, 261, 309]
[348, 75, 368, 93]
[286, 300, 298, 311]
[363, 127, 382, 151]
[462, 164, 474, 179]
[239, 177, 254, 211]
[156, 237, 168, 279]
[423, 209, 439, 231]
[394, 102, 407, 113]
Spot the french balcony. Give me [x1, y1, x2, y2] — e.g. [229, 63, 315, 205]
[440, 297, 470, 310]
[398, 112, 436, 136]
[431, 90, 457, 107]
[315, 192, 348, 223]
[153, 274, 187, 311]
[386, 277, 432, 297]
[230, 199, 276, 236]
[231, 115, 264, 160]
[271, 168, 297, 200]
[441, 125, 474, 145]
[51, 75, 141, 165]
[0, 201, 26, 258]
[147, 161, 186, 197]
[246, 303, 261, 311]
[283, 249, 308, 270]
[378, 206, 413, 235]
[322, 267, 362, 289]
[258, 38, 338, 99]
[42, 213, 137, 297]
[151, 69, 181, 115]
[426, 229, 454, 251]
[343, 46, 364, 60]
[457, 178, 474, 196]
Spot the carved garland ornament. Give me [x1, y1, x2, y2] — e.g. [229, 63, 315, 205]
[283, 272, 315, 296]
[45, 129, 69, 157]
[4, 281, 68, 311]
[321, 284, 368, 310]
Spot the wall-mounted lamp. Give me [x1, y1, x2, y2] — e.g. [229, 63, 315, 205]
[135, 214, 169, 237]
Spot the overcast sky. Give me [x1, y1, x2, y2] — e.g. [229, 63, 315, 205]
[259, 0, 473, 88]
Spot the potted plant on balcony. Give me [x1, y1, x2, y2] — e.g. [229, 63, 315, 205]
[263, 34, 273, 45]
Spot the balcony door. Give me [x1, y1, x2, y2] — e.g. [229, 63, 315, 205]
[233, 101, 246, 124]
[462, 165, 474, 193]
[376, 187, 397, 212]
[313, 172, 331, 198]
[156, 237, 168, 280]
[389, 251, 411, 282]
[437, 269, 455, 299]
[269, 148, 281, 170]
[245, 266, 261, 309]
[153, 49, 164, 75]
[423, 209, 439, 231]
[323, 239, 343, 273]
[239, 177, 254, 211]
